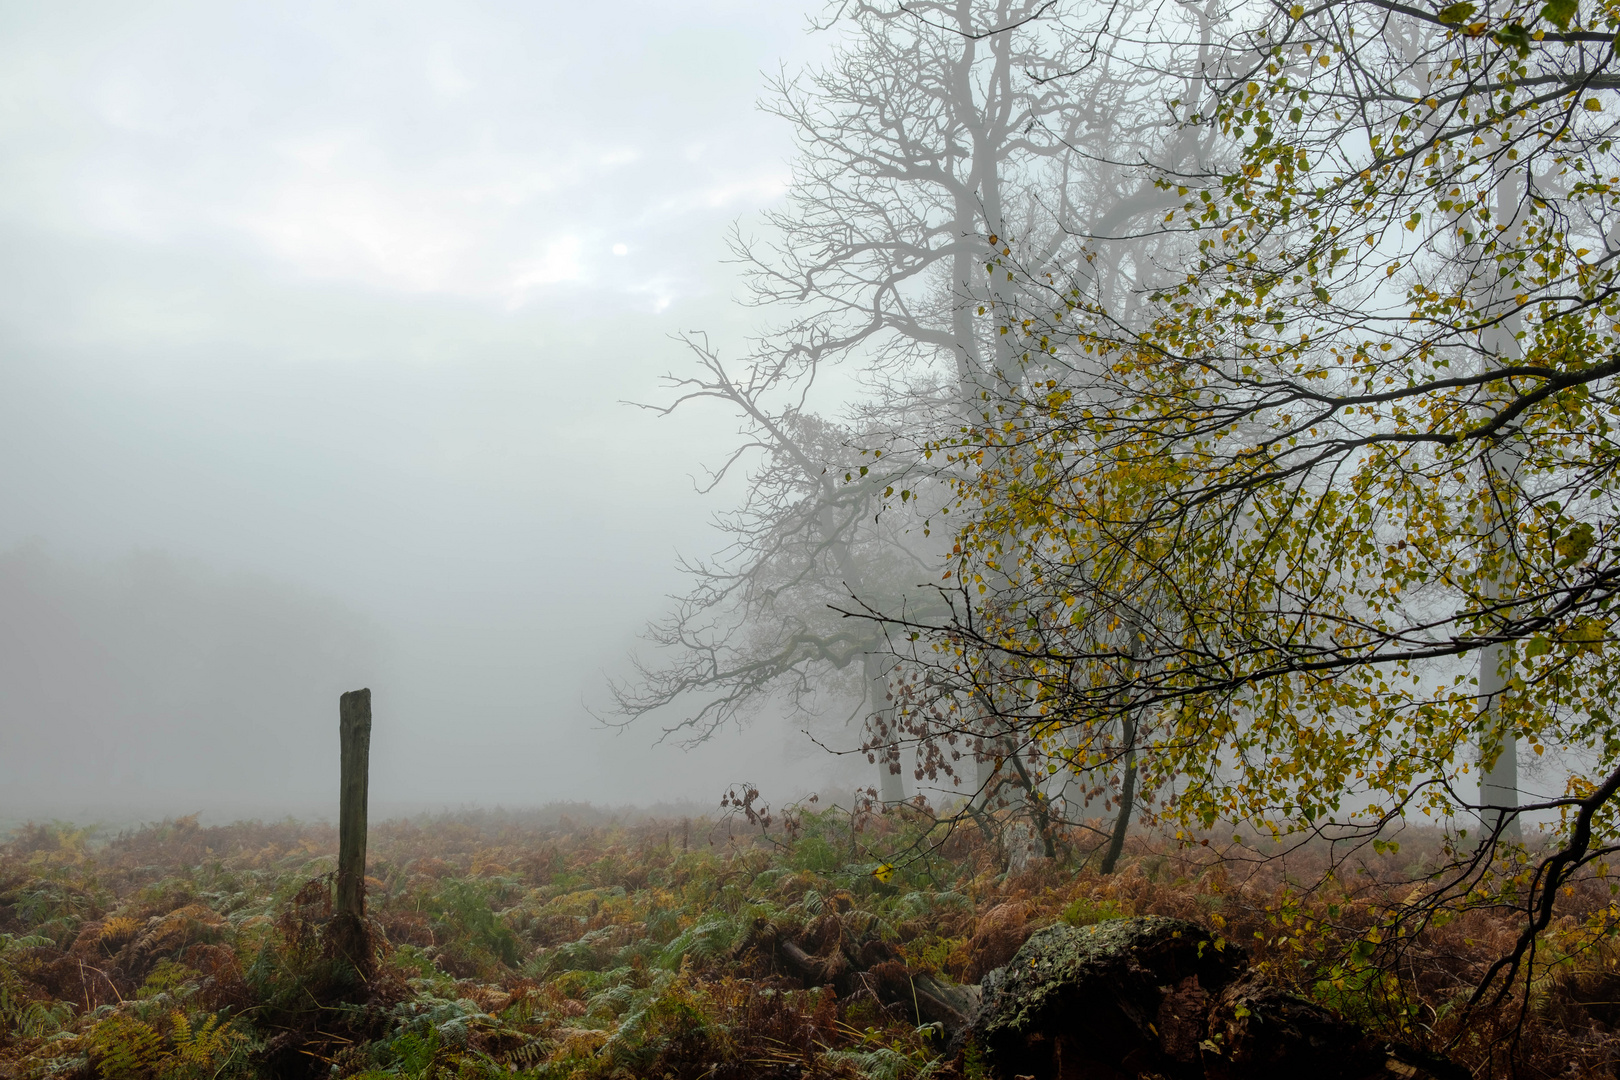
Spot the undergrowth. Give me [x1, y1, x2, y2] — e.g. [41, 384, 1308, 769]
[0, 809, 1616, 1078]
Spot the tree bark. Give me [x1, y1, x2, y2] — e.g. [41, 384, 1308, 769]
[1102, 626, 1145, 874]
[866, 653, 906, 804]
[1100, 715, 1137, 875]
[336, 688, 371, 921]
[1478, 166, 1523, 842]
[1006, 749, 1057, 861]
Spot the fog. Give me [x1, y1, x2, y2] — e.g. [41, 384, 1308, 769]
[0, 0, 859, 820]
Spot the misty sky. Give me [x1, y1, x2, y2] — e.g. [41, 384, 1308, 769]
[0, 0, 861, 819]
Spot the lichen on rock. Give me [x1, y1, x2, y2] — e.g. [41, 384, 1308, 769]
[968, 915, 1467, 1080]
[972, 916, 1243, 1079]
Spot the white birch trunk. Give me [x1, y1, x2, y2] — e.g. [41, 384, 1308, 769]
[865, 652, 906, 804]
[1478, 164, 1523, 841]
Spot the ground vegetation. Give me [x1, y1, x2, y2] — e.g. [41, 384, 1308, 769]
[2, 812, 1619, 1078]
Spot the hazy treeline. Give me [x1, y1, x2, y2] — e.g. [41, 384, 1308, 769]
[0, 545, 383, 816]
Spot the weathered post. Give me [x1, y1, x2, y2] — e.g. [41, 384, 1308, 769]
[336, 688, 371, 918]
[333, 688, 372, 972]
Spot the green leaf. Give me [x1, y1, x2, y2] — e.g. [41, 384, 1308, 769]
[1524, 635, 1552, 658]
[1556, 521, 1594, 565]
[1541, 0, 1577, 29]
[1570, 616, 1607, 654]
[1494, 22, 1532, 57]
[1436, 1, 1476, 23]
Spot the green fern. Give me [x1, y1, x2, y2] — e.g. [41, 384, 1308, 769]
[825, 1046, 942, 1080]
[0, 983, 74, 1039]
[160, 1010, 244, 1079]
[87, 1014, 165, 1079]
[656, 915, 738, 968]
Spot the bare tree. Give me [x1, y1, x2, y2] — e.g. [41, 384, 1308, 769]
[621, 0, 1212, 851]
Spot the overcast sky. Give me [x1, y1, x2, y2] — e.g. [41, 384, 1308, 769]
[0, 0, 863, 821]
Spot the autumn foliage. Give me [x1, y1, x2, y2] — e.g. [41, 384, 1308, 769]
[0, 810, 1617, 1078]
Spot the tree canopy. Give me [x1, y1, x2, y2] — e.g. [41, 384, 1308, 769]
[863, 0, 1620, 1007]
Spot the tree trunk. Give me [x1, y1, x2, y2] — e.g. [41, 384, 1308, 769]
[1102, 623, 1146, 874]
[976, 737, 999, 800]
[333, 688, 373, 974]
[1478, 167, 1523, 842]
[1006, 748, 1057, 860]
[865, 653, 906, 804]
[1100, 720, 1137, 875]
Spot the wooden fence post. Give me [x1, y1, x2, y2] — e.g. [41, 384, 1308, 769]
[336, 688, 371, 924]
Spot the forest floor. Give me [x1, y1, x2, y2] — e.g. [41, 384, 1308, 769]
[2, 806, 1619, 1079]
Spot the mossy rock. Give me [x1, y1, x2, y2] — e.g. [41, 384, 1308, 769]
[972, 916, 1243, 1079]
[971, 917, 1464, 1080]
